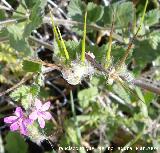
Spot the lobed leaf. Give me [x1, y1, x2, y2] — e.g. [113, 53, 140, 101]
[144, 9, 160, 26]
[23, 0, 47, 37]
[87, 2, 104, 23]
[7, 25, 32, 56]
[10, 85, 30, 102]
[133, 39, 160, 70]
[68, 0, 85, 20]
[22, 59, 42, 72]
[102, 1, 134, 27]
[78, 87, 98, 108]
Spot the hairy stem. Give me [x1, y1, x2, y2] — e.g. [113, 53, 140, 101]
[0, 73, 33, 97]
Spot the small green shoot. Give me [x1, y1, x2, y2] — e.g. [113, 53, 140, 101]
[135, 0, 149, 36]
[49, 11, 70, 61]
[81, 11, 87, 63]
[117, 0, 149, 69]
[49, 12, 61, 49]
[57, 27, 70, 60]
[105, 13, 115, 68]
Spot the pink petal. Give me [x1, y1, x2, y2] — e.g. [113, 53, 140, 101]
[35, 99, 42, 109]
[41, 112, 52, 120]
[29, 111, 38, 120]
[4, 116, 18, 123]
[41, 102, 51, 111]
[10, 122, 19, 131]
[19, 121, 28, 136]
[24, 118, 33, 125]
[38, 117, 45, 128]
[15, 107, 23, 117]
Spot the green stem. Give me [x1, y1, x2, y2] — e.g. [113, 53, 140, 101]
[105, 14, 114, 68]
[135, 0, 149, 35]
[70, 90, 82, 147]
[117, 0, 148, 69]
[81, 11, 87, 63]
[50, 11, 60, 45]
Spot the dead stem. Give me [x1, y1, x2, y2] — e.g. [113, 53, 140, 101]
[0, 73, 33, 97]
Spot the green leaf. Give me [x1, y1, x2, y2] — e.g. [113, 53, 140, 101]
[30, 84, 40, 96]
[78, 87, 98, 108]
[68, 0, 85, 20]
[23, 59, 42, 72]
[68, 0, 104, 23]
[133, 39, 160, 69]
[24, 0, 37, 9]
[0, 28, 8, 40]
[66, 40, 81, 59]
[86, 43, 128, 64]
[65, 120, 79, 145]
[113, 83, 131, 103]
[10, 85, 30, 101]
[23, 0, 47, 37]
[43, 122, 55, 136]
[13, 4, 27, 18]
[87, 2, 104, 23]
[7, 25, 32, 56]
[86, 44, 107, 62]
[5, 132, 28, 153]
[53, 40, 81, 61]
[21, 96, 32, 110]
[68, 0, 103, 34]
[0, 10, 6, 20]
[135, 87, 148, 117]
[144, 9, 160, 26]
[102, 1, 134, 27]
[144, 92, 155, 106]
[10, 85, 38, 109]
[148, 31, 160, 50]
[35, 73, 44, 86]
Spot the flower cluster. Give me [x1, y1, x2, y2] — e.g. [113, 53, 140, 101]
[3, 99, 52, 136]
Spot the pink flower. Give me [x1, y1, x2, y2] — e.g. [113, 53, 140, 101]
[29, 99, 52, 128]
[4, 107, 32, 136]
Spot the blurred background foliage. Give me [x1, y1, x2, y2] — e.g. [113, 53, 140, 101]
[0, 0, 160, 153]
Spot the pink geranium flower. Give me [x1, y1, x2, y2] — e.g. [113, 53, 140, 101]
[29, 99, 52, 128]
[4, 107, 32, 136]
